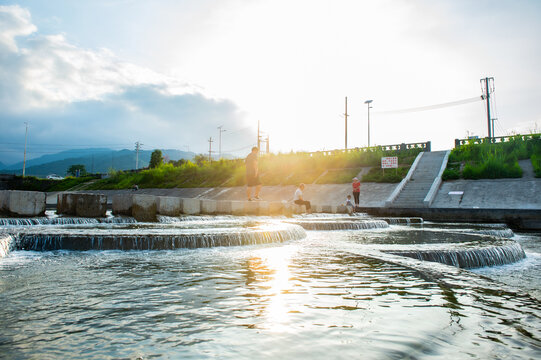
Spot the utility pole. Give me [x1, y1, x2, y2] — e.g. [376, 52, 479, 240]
[344, 97, 349, 150]
[266, 135, 270, 154]
[218, 125, 226, 159]
[22, 122, 28, 177]
[208, 137, 213, 162]
[481, 77, 494, 139]
[365, 100, 373, 147]
[135, 141, 142, 170]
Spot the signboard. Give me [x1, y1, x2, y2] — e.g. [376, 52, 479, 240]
[381, 156, 398, 169]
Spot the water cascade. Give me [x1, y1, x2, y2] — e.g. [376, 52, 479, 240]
[288, 219, 389, 231]
[13, 224, 307, 251]
[0, 217, 136, 226]
[475, 228, 515, 238]
[383, 241, 525, 269]
[0, 234, 13, 258]
[377, 217, 424, 225]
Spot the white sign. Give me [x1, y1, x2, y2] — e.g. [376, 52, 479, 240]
[381, 156, 398, 169]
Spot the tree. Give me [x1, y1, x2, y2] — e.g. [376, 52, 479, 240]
[169, 158, 187, 167]
[67, 164, 87, 177]
[193, 154, 207, 166]
[149, 149, 163, 168]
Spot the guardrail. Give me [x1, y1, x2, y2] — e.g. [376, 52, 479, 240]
[454, 133, 540, 148]
[306, 141, 431, 157]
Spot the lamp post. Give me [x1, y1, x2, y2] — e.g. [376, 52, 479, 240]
[364, 100, 373, 147]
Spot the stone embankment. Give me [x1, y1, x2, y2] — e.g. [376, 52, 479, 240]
[113, 194, 349, 222]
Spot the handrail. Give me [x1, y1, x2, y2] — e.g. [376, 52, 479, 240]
[454, 133, 540, 148]
[307, 141, 431, 157]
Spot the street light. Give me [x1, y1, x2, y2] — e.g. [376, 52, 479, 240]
[364, 100, 373, 147]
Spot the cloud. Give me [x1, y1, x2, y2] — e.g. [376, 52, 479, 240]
[0, 5, 251, 164]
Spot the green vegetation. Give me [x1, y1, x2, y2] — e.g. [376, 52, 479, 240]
[86, 147, 423, 190]
[532, 153, 541, 177]
[149, 150, 163, 169]
[7, 175, 99, 192]
[361, 166, 410, 183]
[67, 164, 87, 177]
[444, 134, 540, 180]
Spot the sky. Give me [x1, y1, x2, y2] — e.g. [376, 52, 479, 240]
[0, 0, 540, 165]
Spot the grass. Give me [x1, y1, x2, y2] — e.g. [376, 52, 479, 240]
[361, 166, 410, 183]
[444, 134, 540, 180]
[532, 153, 541, 178]
[6, 175, 99, 192]
[86, 147, 423, 190]
[315, 168, 362, 184]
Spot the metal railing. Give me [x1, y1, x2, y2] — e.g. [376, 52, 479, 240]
[454, 133, 540, 148]
[306, 141, 431, 157]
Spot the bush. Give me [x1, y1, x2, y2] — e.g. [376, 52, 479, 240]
[532, 154, 541, 178]
[442, 168, 460, 180]
[361, 167, 409, 183]
[445, 135, 541, 180]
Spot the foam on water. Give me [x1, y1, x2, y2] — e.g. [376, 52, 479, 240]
[0, 234, 13, 258]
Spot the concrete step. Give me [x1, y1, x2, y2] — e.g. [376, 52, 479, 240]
[389, 150, 448, 207]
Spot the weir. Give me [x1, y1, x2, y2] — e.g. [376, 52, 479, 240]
[0, 213, 528, 272]
[384, 241, 526, 269]
[13, 224, 307, 251]
[288, 219, 389, 231]
[0, 217, 136, 226]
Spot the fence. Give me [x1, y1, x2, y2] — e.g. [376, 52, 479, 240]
[454, 133, 540, 148]
[305, 141, 431, 157]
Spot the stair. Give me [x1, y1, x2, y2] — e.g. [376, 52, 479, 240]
[390, 151, 447, 208]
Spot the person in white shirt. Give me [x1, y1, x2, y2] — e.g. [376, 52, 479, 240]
[293, 183, 311, 213]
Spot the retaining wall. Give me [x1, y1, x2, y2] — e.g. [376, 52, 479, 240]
[109, 194, 347, 221]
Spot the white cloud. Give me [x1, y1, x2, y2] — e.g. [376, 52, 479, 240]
[0, 5, 251, 164]
[0, 5, 202, 110]
[0, 5, 36, 52]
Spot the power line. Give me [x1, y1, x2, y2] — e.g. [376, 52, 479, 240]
[375, 96, 482, 115]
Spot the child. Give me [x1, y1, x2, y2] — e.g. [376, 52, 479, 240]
[345, 194, 354, 215]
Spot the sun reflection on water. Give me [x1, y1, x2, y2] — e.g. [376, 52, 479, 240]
[246, 246, 296, 332]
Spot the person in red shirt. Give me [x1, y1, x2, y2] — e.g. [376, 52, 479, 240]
[352, 177, 361, 207]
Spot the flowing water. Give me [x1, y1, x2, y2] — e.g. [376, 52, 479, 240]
[0, 214, 539, 359]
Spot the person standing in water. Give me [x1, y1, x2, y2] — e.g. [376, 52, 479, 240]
[245, 147, 262, 201]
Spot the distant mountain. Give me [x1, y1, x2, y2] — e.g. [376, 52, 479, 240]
[3, 148, 114, 171]
[0, 161, 4, 170]
[2, 149, 195, 177]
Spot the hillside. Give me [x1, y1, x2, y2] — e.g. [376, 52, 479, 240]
[2, 149, 195, 177]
